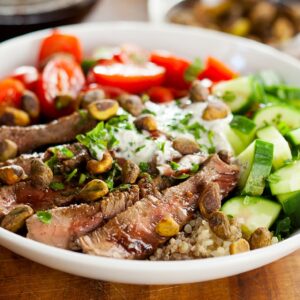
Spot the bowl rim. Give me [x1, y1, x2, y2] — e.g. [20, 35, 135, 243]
[0, 21, 300, 283]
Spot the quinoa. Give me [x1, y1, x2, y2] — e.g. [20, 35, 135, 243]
[150, 215, 243, 261]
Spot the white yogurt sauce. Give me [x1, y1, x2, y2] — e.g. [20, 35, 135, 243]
[110, 98, 232, 172]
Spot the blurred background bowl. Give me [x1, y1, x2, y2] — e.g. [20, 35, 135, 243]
[148, 0, 300, 47]
[0, 0, 99, 41]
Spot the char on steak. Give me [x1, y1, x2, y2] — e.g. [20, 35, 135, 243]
[78, 154, 239, 259]
[26, 179, 159, 250]
[0, 111, 96, 154]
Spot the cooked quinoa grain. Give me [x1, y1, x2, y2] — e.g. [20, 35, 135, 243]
[150, 215, 242, 260]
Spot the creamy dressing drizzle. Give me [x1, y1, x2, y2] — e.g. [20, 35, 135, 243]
[110, 98, 232, 174]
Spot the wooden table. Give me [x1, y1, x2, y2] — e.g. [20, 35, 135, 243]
[1, 246, 299, 300]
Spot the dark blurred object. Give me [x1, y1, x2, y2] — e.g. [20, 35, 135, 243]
[168, 0, 300, 45]
[0, 0, 99, 41]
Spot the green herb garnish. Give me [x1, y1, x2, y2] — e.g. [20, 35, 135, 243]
[66, 168, 78, 182]
[37, 211, 52, 224]
[135, 145, 146, 153]
[141, 108, 157, 116]
[157, 141, 166, 153]
[79, 173, 87, 185]
[170, 161, 180, 171]
[175, 173, 190, 179]
[222, 91, 236, 102]
[49, 182, 65, 191]
[184, 58, 203, 82]
[191, 163, 199, 173]
[81, 59, 97, 75]
[139, 162, 150, 172]
[275, 217, 292, 240]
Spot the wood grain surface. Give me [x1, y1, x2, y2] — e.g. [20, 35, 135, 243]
[0, 246, 299, 300]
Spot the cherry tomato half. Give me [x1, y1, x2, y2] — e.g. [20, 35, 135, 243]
[199, 56, 238, 82]
[11, 66, 39, 91]
[147, 86, 174, 103]
[0, 78, 25, 108]
[150, 50, 191, 90]
[38, 31, 83, 65]
[91, 62, 165, 94]
[36, 56, 85, 119]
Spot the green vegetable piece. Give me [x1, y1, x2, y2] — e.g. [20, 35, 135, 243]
[184, 58, 203, 82]
[36, 211, 52, 224]
[49, 182, 65, 191]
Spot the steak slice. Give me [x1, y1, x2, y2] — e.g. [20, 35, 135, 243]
[0, 111, 97, 154]
[78, 154, 239, 259]
[26, 183, 155, 250]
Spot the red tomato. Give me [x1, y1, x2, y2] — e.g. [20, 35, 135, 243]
[199, 56, 238, 82]
[36, 56, 85, 119]
[150, 51, 191, 89]
[91, 62, 165, 94]
[0, 78, 25, 108]
[38, 31, 83, 65]
[11, 66, 39, 90]
[147, 86, 174, 103]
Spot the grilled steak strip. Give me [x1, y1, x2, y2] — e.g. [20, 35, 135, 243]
[78, 154, 239, 259]
[26, 180, 159, 250]
[0, 111, 97, 154]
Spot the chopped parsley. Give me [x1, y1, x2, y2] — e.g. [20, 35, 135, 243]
[139, 162, 150, 172]
[49, 182, 65, 191]
[118, 184, 131, 191]
[170, 161, 180, 171]
[175, 173, 190, 179]
[184, 58, 203, 82]
[79, 173, 87, 185]
[275, 217, 292, 240]
[37, 211, 52, 224]
[105, 163, 121, 190]
[157, 141, 166, 152]
[141, 108, 157, 116]
[191, 163, 199, 173]
[59, 147, 74, 159]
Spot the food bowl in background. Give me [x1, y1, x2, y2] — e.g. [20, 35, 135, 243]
[148, 0, 300, 55]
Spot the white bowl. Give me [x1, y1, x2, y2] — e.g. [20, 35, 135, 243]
[0, 22, 300, 284]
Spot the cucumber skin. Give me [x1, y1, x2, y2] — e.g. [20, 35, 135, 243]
[253, 104, 300, 130]
[277, 191, 300, 227]
[240, 140, 274, 196]
[222, 196, 282, 234]
[285, 128, 300, 146]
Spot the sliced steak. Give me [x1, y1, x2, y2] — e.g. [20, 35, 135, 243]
[78, 154, 239, 259]
[0, 111, 97, 154]
[26, 184, 152, 250]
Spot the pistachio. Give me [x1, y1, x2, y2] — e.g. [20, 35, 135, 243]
[79, 179, 109, 201]
[117, 94, 144, 116]
[156, 216, 180, 237]
[1, 205, 34, 232]
[172, 137, 200, 155]
[54, 94, 74, 110]
[198, 182, 221, 219]
[79, 89, 105, 109]
[229, 238, 250, 255]
[0, 139, 18, 162]
[30, 159, 53, 188]
[21, 90, 40, 118]
[87, 99, 119, 121]
[0, 165, 27, 185]
[134, 115, 157, 132]
[249, 227, 272, 250]
[0, 107, 30, 126]
[208, 211, 231, 240]
[202, 102, 230, 121]
[87, 152, 113, 175]
[121, 160, 140, 184]
[189, 80, 209, 102]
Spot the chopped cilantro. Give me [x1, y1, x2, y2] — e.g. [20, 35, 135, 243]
[37, 211, 52, 224]
[170, 161, 180, 171]
[207, 130, 216, 153]
[66, 168, 78, 182]
[157, 141, 166, 152]
[135, 145, 146, 153]
[59, 147, 74, 159]
[139, 162, 150, 172]
[118, 184, 131, 191]
[105, 163, 121, 190]
[184, 58, 203, 83]
[191, 163, 199, 173]
[141, 108, 157, 116]
[49, 182, 65, 191]
[45, 155, 58, 169]
[175, 173, 190, 179]
[79, 173, 87, 185]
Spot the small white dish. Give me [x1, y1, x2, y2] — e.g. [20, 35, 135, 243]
[0, 22, 300, 284]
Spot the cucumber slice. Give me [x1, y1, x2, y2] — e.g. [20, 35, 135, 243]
[224, 125, 245, 155]
[285, 128, 300, 146]
[265, 85, 300, 101]
[212, 76, 263, 113]
[253, 104, 300, 130]
[257, 126, 292, 169]
[222, 196, 281, 234]
[277, 191, 300, 226]
[269, 161, 300, 195]
[230, 115, 256, 146]
[255, 70, 284, 87]
[238, 139, 273, 196]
